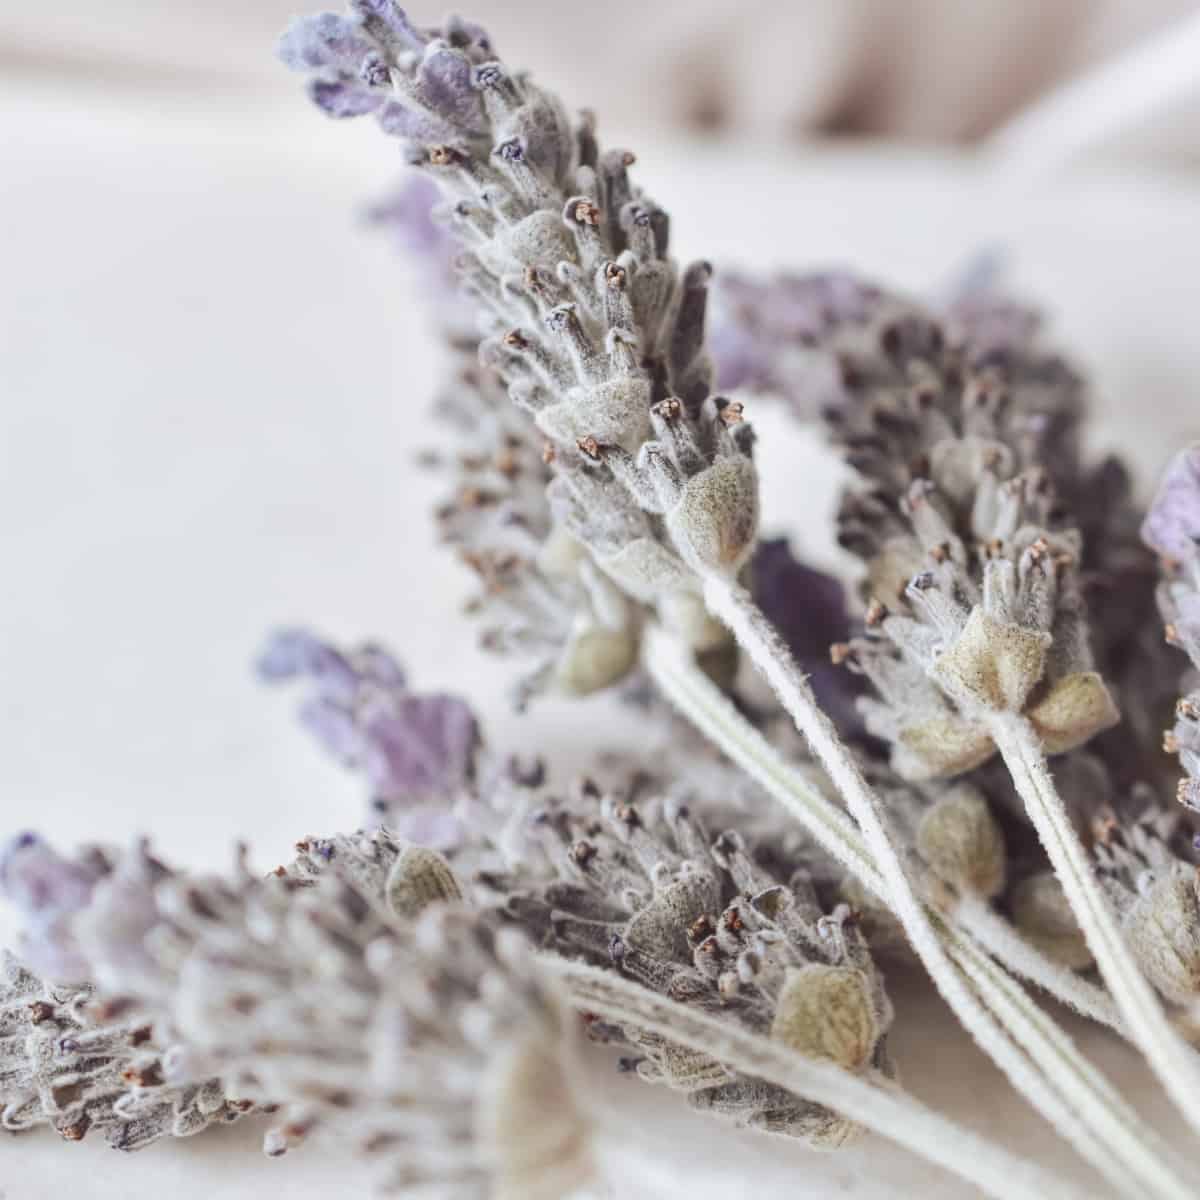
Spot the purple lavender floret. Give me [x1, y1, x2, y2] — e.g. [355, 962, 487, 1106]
[278, 4, 493, 142]
[711, 270, 884, 400]
[0, 834, 105, 982]
[257, 629, 480, 836]
[749, 539, 863, 736]
[1142, 446, 1200, 565]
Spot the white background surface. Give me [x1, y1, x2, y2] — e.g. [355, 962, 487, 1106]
[3, 57, 1200, 1199]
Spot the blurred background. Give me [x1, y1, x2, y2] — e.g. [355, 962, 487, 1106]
[4, 0, 1200, 151]
[5, 4, 1200, 1195]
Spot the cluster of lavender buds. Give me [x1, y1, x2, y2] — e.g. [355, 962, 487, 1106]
[1094, 803, 1200, 1009]
[716, 270, 1172, 783]
[1144, 446, 1200, 811]
[0, 837, 243, 1149]
[492, 779, 894, 1147]
[2, 828, 593, 1198]
[279, 1, 760, 691]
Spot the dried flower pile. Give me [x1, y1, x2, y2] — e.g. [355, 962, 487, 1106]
[6, 6, 1200, 1198]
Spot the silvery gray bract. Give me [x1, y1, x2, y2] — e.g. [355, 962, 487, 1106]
[1095, 804, 1200, 1007]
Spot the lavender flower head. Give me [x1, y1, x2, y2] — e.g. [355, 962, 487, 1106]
[1143, 446, 1200, 810]
[280, 2, 761, 672]
[256, 628, 479, 839]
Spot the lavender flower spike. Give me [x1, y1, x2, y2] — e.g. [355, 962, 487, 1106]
[1143, 445, 1200, 810]
[280, 6, 760, 666]
[256, 628, 479, 835]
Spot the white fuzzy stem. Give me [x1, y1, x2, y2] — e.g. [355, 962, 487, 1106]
[954, 894, 1123, 1031]
[643, 621, 1188, 1195]
[681, 579, 1195, 1197]
[988, 713, 1200, 1137]
[547, 958, 1088, 1200]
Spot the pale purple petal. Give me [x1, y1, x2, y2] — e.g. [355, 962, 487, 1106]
[0, 834, 101, 925]
[375, 99, 454, 142]
[356, 642, 409, 690]
[1143, 446, 1200, 562]
[256, 628, 359, 703]
[350, 0, 427, 51]
[299, 696, 366, 763]
[310, 77, 383, 118]
[416, 46, 484, 131]
[361, 694, 479, 796]
[278, 13, 376, 72]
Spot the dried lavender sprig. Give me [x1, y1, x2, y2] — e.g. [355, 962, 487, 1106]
[279, 3, 759, 676]
[0, 951, 243, 1150]
[497, 781, 895, 1148]
[547, 957, 1092, 1200]
[641, 624, 1191, 1198]
[1143, 445, 1200, 812]
[3, 830, 595, 1198]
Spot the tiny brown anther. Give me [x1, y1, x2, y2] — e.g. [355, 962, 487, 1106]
[1164, 730, 1181, 754]
[503, 329, 529, 350]
[981, 447, 1003, 470]
[542, 441, 557, 465]
[428, 145, 460, 167]
[1177, 698, 1200, 720]
[569, 840, 597, 868]
[1092, 810, 1120, 846]
[696, 935, 720, 957]
[830, 642, 853, 665]
[272, 865, 287, 877]
[613, 802, 641, 828]
[655, 397, 682, 421]
[573, 200, 601, 226]
[621, 151, 636, 166]
[128, 1025, 153, 1047]
[864, 599, 888, 627]
[720, 401, 745, 426]
[121, 1062, 164, 1088]
[929, 543, 949, 564]
[723, 907, 744, 933]
[577, 436, 601, 460]
[688, 914, 716, 944]
[603, 261, 626, 288]
[28, 1001, 54, 1025]
[1166, 622, 1180, 646]
[1028, 536, 1050, 560]
[60, 1119, 90, 1142]
[494, 448, 519, 477]
[985, 538, 1005, 559]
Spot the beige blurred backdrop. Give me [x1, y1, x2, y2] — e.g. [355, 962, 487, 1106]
[3, 0, 1200, 149]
